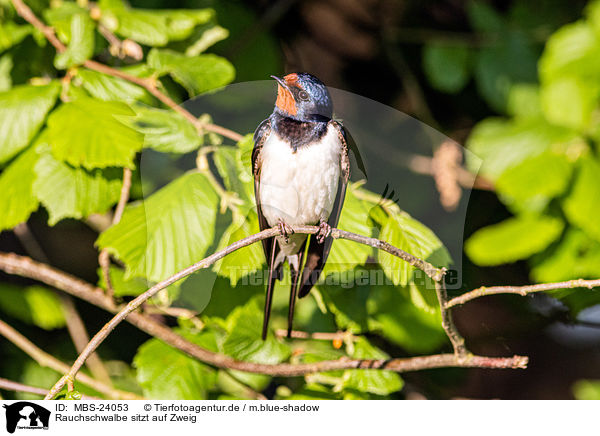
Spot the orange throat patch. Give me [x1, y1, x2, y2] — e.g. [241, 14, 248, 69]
[276, 85, 297, 116]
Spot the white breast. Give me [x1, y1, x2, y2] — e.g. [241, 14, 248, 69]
[258, 123, 341, 255]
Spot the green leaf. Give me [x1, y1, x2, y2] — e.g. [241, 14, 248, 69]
[474, 32, 537, 112]
[466, 117, 581, 180]
[378, 212, 450, 286]
[573, 380, 600, 400]
[214, 212, 264, 285]
[342, 337, 403, 396]
[495, 152, 573, 212]
[541, 76, 598, 130]
[422, 43, 470, 93]
[0, 82, 60, 164]
[99, 1, 215, 47]
[563, 158, 600, 242]
[97, 171, 219, 283]
[0, 284, 65, 330]
[131, 105, 201, 153]
[147, 49, 235, 96]
[185, 25, 229, 56]
[322, 186, 373, 275]
[532, 229, 600, 283]
[506, 84, 542, 118]
[46, 97, 143, 169]
[0, 145, 39, 231]
[467, 1, 504, 33]
[43, 2, 86, 42]
[0, 22, 31, 51]
[367, 283, 445, 353]
[77, 69, 152, 104]
[54, 13, 95, 69]
[539, 21, 600, 83]
[213, 135, 255, 204]
[33, 146, 122, 225]
[465, 215, 564, 266]
[133, 329, 218, 399]
[318, 272, 370, 333]
[196, 276, 261, 320]
[98, 266, 148, 297]
[0, 53, 12, 92]
[284, 383, 341, 400]
[223, 297, 291, 363]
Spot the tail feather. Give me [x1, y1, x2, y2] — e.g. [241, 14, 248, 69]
[287, 250, 304, 338]
[262, 241, 278, 340]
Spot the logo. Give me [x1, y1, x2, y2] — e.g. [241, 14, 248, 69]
[3, 402, 50, 434]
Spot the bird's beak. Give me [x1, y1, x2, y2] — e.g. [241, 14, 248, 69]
[271, 75, 290, 91]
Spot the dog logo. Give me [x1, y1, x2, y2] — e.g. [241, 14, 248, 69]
[3, 402, 50, 433]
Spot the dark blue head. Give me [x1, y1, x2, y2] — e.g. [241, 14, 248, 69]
[271, 73, 333, 122]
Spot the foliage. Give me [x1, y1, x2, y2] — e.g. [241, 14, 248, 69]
[0, 0, 451, 400]
[459, 1, 600, 293]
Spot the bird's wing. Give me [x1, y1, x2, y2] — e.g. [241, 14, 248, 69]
[252, 117, 280, 272]
[298, 119, 350, 298]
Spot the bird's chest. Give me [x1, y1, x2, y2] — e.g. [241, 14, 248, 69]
[259, 126, 341, 226]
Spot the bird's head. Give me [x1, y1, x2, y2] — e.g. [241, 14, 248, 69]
[271, 73, 333, 122]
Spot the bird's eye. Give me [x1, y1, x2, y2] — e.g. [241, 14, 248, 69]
[298, 90, 309, 101]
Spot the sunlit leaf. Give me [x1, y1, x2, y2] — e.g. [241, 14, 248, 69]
[33, 146, 122, 225]
[223, 297, 291, 363]
[0, 82, 60, 164]
[466, 117, 581, 180]
[0, 284, 65, 330]
[378, 212, 450, 286]
[46, 97, 143, 169]
[97, 171, 219, 283]
[562, 157, 600, 241]
[147, 49, 235, 96]
[134, 329, 218, 399]
[77, 69, 152, 104]
[465, 215, 564, 266]
[214, 212, 264, 285]
[54, 13, 95, 69]
[131, 105, 201, 153]
[0, 145, 39, 231]
[342, 337, 403, 396]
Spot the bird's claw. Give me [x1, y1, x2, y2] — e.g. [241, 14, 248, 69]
[316, 221, 331, 244]
[278, 221, 294, 243]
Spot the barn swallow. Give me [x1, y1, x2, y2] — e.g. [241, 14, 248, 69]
[252, 73, 351, 339]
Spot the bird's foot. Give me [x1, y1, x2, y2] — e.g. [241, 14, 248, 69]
[316, 221, 331, 244]
[278, 221, 294, 243]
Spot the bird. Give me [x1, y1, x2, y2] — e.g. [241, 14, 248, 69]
[252, 72, 351, 340]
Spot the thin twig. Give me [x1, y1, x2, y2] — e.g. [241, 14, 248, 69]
[435, 280, 467, 356]
[99, 167, 132, 297]
[10, 0, 244, 143]
[0, 377, 100, 399]
[446, 279, 600, 309]
[0, 319, 141, 399]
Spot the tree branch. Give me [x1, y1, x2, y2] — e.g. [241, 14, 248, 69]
[23, 223, 511, 398]
[0, 246, 526, 401]
[0, 377, 100, 399]
[446, 279, 600, 309]
[436, 280, 467, 356]
[0, 319, 141, 399]
[10, 0, 243, 143]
